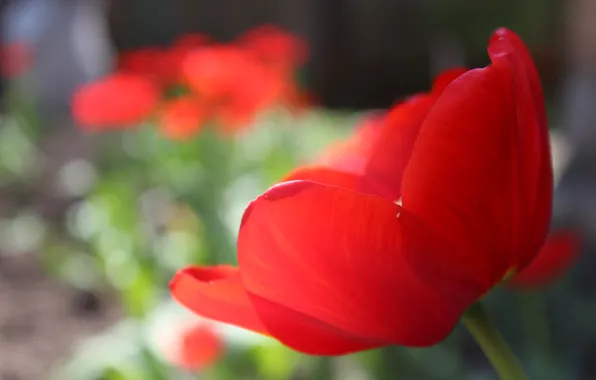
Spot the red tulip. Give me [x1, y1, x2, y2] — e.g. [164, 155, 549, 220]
[183, 44, 306, 133]
[72, 73, 159, 130]
[238, 24, 308, 69]
[509, 230, 581, 289]
[117, 35, 208, 87]
[287, 67, 468, 198]
[117, 48, 170, 83]
[171, 28, 553, 355]
[183, 45, 252, 100]
[168, 323, 223, 371]
[213, 64, 290, 133]
[159, 95, 207, 140]
[0, 41, 32, 78]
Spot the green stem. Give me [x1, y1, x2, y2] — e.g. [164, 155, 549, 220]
[462, 303, 528, 380]
[311, 357, 333, 380]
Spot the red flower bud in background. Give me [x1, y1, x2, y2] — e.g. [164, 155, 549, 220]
[212, 63, 289, 133]
[161, 34, 210, 86]
[159, 95, 207, 140]
[117, 48, 180, 87]
[72, 73, 159, 130]
[239, 24, 308, 70]
[118, 48, 161, 77]
[183, 40, 306, 133]
[183, 46, 249, 100]
[166, 322, 223, 371]
[0, 41, 32, 78]
[509, 230, 582, 289]
[238, 25, 311, 114]
[117, 34, 208, 87]
[78, 26, 307, 136]
[171, 28, 554, 355]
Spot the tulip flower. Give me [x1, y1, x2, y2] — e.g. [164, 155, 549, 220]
[176, 324, 223, 371]
[163, 322, 223, 371]
[171, 28, 554, 379]
[238, 24, 308, 70]
[117, 48, 166, 81]
[0, 41, 32, 78]
[72, 73, 159, 129]
[117, 35, 207, 87]
[509, 229, 581, 289]
[159, 95, 207, 140]
[183, 42, 306, 133]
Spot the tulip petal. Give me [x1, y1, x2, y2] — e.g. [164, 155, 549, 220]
[237, 180, 463, 354]
[401, 67, 515, 295]
[247, 294, 384, 355]
[364, 94, 434, 199]
[177, 324, 223, 370]
[311, 95, 435, 200]
[170, 265, 268, 335]
[313, 70, 464, 201]
[318, 116, 384, 176]
[72, 73, 159, 129]
[509, 231, 581, 288]
[489, 28, 553, 268]
[283, 165, 393, 197]
[282, 166, 362, 190]
[431, 67, 468, 95]
[365, 69, 466, 199]
[401, 29, 552, 300]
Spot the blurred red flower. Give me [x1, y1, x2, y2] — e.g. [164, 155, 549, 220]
[212, 63, 290, 133]
[159, 95, 207, 140]
[79, 25, 308, 137]
[183, 45, 252, 100]
[171, 323, 223, 371]
[239, 24, 308, 70]
[117, 48, 163, 79]
[117, 49, 182, 86]
[0, 41, 32, 78]
[509, 230, 581, 288]
[118, 34, 207, 86]
[72, 73, 159, 129]
[171, 28, 553, 354]
[239, 25, 311, 114]
[183, 38, 307, 133]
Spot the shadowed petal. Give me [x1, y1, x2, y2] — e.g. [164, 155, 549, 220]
[489, 28, 553, 268]
[401, 29, 552, 300]
[401, 67, 517, 295]
[363, 94, 435, 199]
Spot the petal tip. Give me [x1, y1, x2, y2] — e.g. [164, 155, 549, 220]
[170, 266, 238, 292]
[261, 180, 312, 201]
[240, 181, 313, 229]
[493, 27, 511, 37]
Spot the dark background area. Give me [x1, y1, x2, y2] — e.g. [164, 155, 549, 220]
[1, 0, 563, 109]
[106, 0, 562, 109]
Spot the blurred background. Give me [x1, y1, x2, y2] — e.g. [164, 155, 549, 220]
[1, 0, 596, 379]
